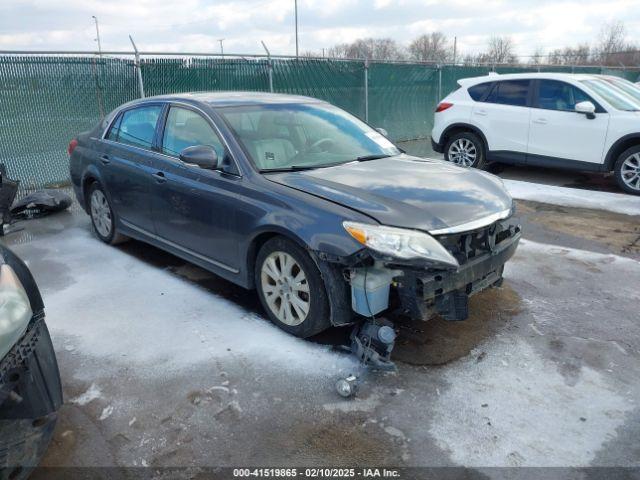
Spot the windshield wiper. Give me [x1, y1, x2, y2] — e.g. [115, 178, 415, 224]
[261, 162, 345, 173]
[355, 154, 392, 162]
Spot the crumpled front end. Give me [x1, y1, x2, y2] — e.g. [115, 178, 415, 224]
[1, 313, 62, 479]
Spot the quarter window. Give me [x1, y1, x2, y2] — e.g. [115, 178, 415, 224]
[536, 80, 595, 111]
[109, 105, 162, 149]
[486, 80, 530, 107]
[162, 107, 225, 159]
[468, 82, 493, 101]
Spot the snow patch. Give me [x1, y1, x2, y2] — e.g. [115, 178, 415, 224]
[70, 383, 102, 405]
[504, 179, 640, 216]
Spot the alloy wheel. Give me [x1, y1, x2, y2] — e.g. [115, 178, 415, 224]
[621, 153, 640, 191]
[260, 251, 310, 326]
[448, 138, 477, 167]
[90, 189, 112, 238]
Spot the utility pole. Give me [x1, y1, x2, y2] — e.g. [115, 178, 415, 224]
[92, 15, 102, 57]
[294, 0, 299, 58]
[453, 36, 457, 65]
[218, 38, 225, 56]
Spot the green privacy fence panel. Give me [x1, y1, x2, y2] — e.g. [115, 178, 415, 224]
[140, 57, 271, 95]
[0, 55, 138, 190]
[368, 63, 439, 141]
[0, 54, 638, 191]
[272, 59, 366, 119]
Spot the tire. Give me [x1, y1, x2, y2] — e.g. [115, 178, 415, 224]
[87, 182, 128, 245]
[255, 236, 331, 338]
[613, 145, 640, 195]
[444, 131, 485, 168]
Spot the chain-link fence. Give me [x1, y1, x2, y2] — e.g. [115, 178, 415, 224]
[0, 52, 638, 191]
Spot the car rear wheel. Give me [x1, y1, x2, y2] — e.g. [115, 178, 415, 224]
[255, 236, 331, 338]
[88, 182, 128, 244]
[614, 146, 640, 195]
[444, 132, 485, 168]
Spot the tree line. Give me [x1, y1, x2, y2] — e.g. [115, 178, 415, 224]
[304, 21, 639, 67]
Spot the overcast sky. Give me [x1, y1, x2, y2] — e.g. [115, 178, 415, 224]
[1, 0, 639, 58]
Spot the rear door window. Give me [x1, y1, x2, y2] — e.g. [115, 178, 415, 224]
[109, 105, 162, 149]
[486, 80, 531, 107]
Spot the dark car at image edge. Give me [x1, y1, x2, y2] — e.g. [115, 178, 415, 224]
[0, 245, 63, 479]
[68, 92, 521, 338]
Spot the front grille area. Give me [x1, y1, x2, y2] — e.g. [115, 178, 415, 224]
[436, 219, 520, 266]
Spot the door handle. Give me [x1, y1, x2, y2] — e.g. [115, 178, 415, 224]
[533, 118, 548, 125]
[474, 109, 488, 116]
[152, 172, 167, 183]
[100, 154, 111, 165]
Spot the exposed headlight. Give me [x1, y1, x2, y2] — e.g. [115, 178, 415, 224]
[0, 264, 33, 360]
[343, 221, 459, 267]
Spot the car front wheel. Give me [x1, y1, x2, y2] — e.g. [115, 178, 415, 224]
[614, 146, 640, 195]
[255, 236, 331, 338]
[444, 132, 485, 168]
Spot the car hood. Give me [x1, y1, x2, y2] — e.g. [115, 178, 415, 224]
[265, 155, 513, 233]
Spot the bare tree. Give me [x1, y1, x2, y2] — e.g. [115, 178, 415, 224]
[486, 36, 518, 64]
[327, 38, 405, 61]
[547, 44, 591, 65]
[408, 32, 451, 63]
[595, 21, 626, 62]
[528, 46, 545, 65]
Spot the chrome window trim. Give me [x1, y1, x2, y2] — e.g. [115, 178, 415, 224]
[429, 207, 512, 235]
[120, 220, 240, 274]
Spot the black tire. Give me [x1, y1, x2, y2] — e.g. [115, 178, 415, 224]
[444, 131, 485, 169]
[255, 236, 331, 338]
[87, 182, 128, 245]
[613, 145, 640, 195]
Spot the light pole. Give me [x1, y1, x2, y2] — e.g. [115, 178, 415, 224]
[218, 38, 225, 56]
[294, 0, 299, 58]
[92, 15, 102, 57]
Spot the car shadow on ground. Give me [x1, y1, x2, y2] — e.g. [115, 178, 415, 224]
[116, 238, 522, 367]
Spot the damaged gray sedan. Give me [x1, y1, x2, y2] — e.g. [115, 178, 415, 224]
[69, 92, 520, 343]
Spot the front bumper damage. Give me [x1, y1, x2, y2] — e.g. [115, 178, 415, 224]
[396, 221, 521, 321]
[0, 315, 63, 479]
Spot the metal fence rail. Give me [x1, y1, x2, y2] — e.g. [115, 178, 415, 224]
[0, 52, 638, 191]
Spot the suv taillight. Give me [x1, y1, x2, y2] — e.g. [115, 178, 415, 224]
[67, 138, 78, 156]
[435, 102, 453, 113]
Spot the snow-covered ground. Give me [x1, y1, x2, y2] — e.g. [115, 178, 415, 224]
[504, 179, 640, 216]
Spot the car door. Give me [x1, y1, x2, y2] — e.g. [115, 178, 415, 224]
[101, 104, 163, 233]
[149, 104, 242, 273]
[527, 79, 610, 165]
[471, 79, 532, 161]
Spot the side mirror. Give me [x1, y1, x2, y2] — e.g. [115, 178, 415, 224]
[376, 127, 389, 137]
[575, 101, 596, 119]
[179, 145, 218, 170]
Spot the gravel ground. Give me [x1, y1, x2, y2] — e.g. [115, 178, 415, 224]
[3, 192, 639, 477]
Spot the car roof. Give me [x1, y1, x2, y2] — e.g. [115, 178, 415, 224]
[129, 91, 326, 108]
[457, 72, 602, 87]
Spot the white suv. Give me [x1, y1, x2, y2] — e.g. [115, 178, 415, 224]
[431, 73, 640, 195]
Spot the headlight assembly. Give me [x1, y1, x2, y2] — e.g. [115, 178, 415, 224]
[343, 221, 459, 268]
[0, 263, 33, 360]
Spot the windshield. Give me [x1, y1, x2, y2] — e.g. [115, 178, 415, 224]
[581, 79, 640, 111]
[218, 103, 400, 171]
[602, 77, 640, 104]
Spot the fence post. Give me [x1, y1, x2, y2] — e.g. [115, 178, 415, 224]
[261, 41, 274, 93]
[438, 64, 442, 101]
[129, 35, 145, 98]
[364, 58, 369, 123]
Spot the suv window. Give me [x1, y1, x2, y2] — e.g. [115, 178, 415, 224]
[468, 82, 493, 101]
[108, 105, 162, 149]
[536, 80, 595, 111]
[485, 80, 530, 107]
[162, 107, 225, 159]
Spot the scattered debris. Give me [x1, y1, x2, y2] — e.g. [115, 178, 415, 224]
[99, 405, 114, 421]
[11, 189, 72, 218]
[71, 383, 102, 406]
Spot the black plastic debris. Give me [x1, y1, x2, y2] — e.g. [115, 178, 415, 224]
[0, 164, 19, 235]
[11, 189, 72, 218]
